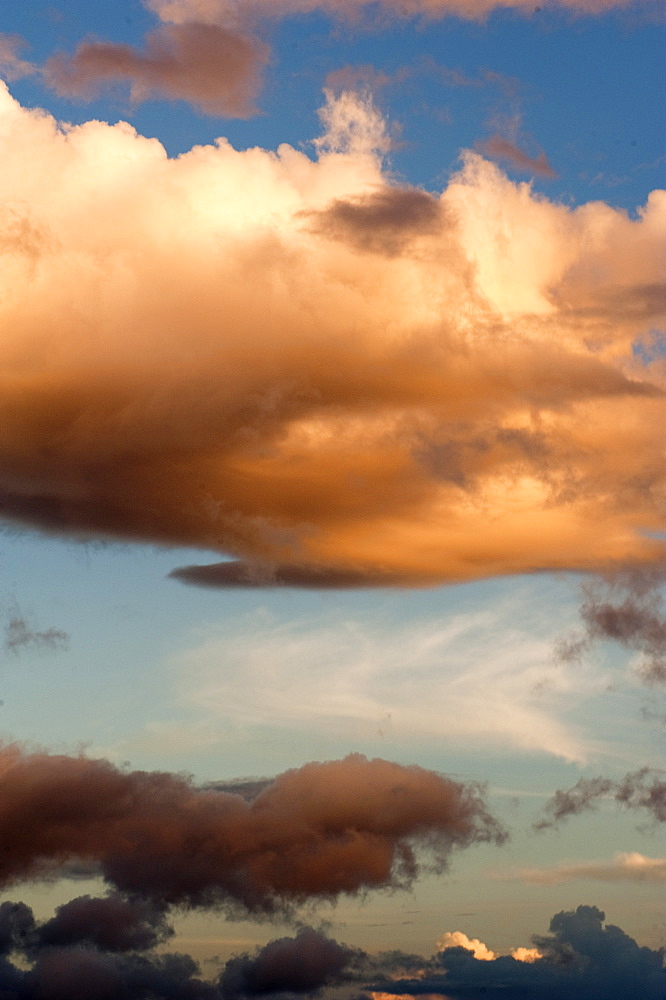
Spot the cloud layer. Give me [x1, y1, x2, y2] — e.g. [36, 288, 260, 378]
[0, 746, 505, 910]
[0, 85, 663, 586]
[370, 905, 666, 1000]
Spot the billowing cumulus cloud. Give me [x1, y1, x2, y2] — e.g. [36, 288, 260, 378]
[44, 22, 269, 118]
[219, 927, 360, 997]
[534, 767, 666, 829]
[0, 746, 505, 910]
[0, 85, 664, 586]
[369, 905, 666, 1000]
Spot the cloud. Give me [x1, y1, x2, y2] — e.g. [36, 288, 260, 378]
[368, 905, 666, 1000]
[0, 85, 663, 586]
[2, 599, 70, 656]
[436, 931, 496, 960]
[501, 851, 666, 884]
[479, 134, 557, 177]
[0, 901, 661, 1000]
[556, 567, 666, 684]
[0, 33, 35, 82]
[219, 927, 360, 997]
[0, 746, 506, 910]
[146, 0, 659, 27]
[34, 893, 174, 953]
[44, 22, 269, 118]
[534, 767, 666, 829]
[173, 602, 605, 760]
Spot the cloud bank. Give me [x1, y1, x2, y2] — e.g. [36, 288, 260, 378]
[369, 905, 666, 1000]
[0, 901, 661, 999]
[0, 85, 663, 586]
[0, 747, 505, 910]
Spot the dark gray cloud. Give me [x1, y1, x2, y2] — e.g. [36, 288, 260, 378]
[534, 768, 666, 831]
[306, 188, 444, 256]
[2, 598, 69, 655]
[35, 893, 174, 954]
[556, 567, 666, 684]
[219, 928, 360, 998]
[169, 561, 424, 589]
[368, 905, 665, 1000]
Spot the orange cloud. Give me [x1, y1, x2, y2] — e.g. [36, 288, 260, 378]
[0, 86, 663, 586]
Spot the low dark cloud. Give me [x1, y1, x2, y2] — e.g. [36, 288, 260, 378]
[1, 900, 661, 1000]
[534, 767, 666, 831]
[369, 905, 665, 1000]
[44, 22, 269, 118]
[35, 894, 174, 954]
[557, 567, 666, 684]
[169, 561, 426, 589]
[0, 747, 506, 911]
[219, 928, 360, 998]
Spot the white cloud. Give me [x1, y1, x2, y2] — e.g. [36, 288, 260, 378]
[172, 596, 608, 760]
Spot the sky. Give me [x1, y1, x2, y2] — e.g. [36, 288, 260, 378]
[0, 0, 664, 997]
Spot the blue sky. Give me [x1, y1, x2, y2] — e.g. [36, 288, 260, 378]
[0, 1, 664, 996]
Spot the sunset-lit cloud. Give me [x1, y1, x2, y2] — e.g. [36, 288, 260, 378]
[500, 851, 666, 884]
[0, 747, 505, 908]
[44, 23, 269, 118]
[146, 0, 657, 27]
[478, 134, 557, 177]
[0, 84, 663, 587]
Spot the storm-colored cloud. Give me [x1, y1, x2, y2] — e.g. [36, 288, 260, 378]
[557, 567, 666, 684]
[0, 85, 663, 586]
[44, 22, 269, 118]
[34, 893, 174, 954]
[534, 767, 666, 830]
[0, 746, 505, 910]
[369, 905, 666, 1000]
[219, 927, 360, 997]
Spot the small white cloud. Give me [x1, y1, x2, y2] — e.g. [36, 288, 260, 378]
[437, 930, 495, 960]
